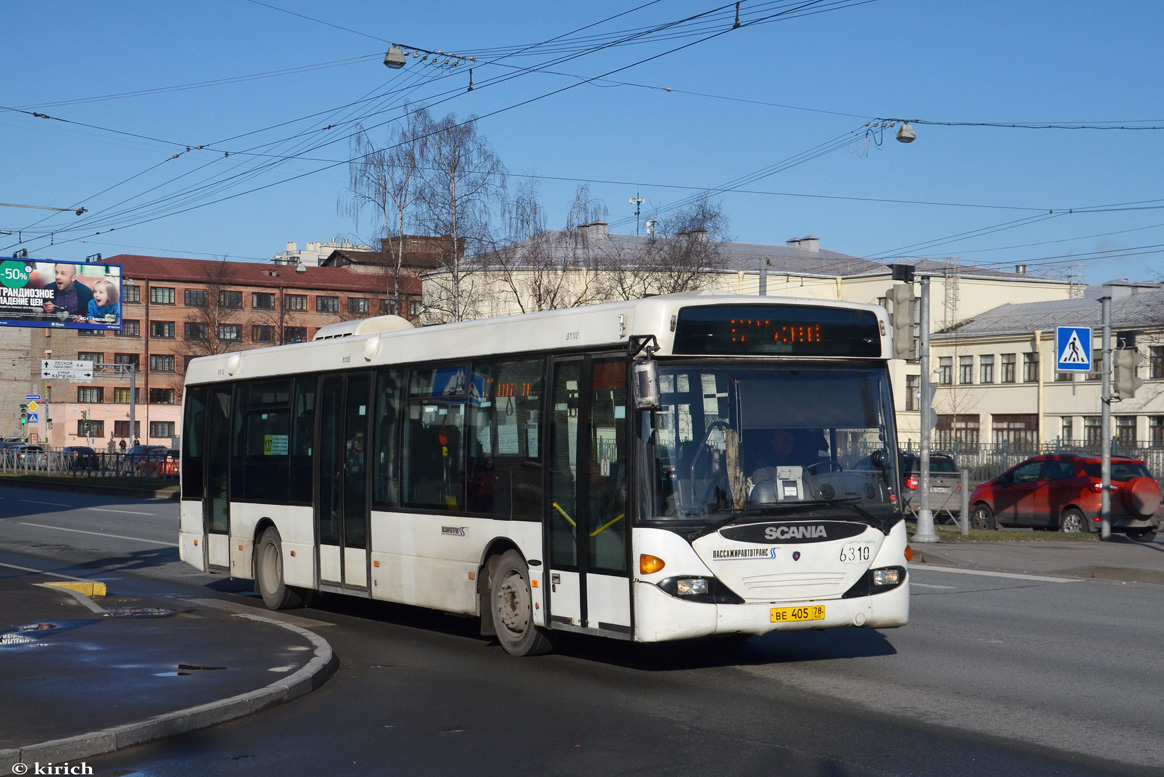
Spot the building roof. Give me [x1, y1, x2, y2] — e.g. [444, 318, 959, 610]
[934, 281, 1164, 337]
[103, 254, 419, 294]
[475, 225, 1043, 282]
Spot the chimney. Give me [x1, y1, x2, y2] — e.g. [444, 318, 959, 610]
[578, 220, 609, 241]
[787, 235, 820, 253]
[1015, 264, 1026, 275]
[678, 227, 708, 242]
[286, 241, 297, 252]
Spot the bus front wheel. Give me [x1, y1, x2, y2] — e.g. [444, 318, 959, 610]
[490, 550, 553, 656]
[257, 527, 306, 610]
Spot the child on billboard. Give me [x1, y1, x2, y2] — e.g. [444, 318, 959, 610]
[85, 277, 120, 324]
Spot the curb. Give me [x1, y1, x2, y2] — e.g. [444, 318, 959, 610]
[0, 476, 178, 500]
[912, 549, 1164, 586]
[0, 613, 337, 771]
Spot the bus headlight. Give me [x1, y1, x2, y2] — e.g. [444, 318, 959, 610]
[675, 578, 709, 596]
[872, 567, 902, 586]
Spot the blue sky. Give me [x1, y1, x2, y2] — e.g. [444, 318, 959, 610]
[3, 0, 1162, 284]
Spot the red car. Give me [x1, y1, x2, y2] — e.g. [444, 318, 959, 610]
[969, 454, 1161, 540]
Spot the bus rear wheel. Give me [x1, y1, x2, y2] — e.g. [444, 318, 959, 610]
[490, 550, 553, 656]
[257, 527, 307, 610]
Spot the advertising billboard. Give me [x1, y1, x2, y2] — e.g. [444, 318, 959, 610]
[0, 258, 123, 332]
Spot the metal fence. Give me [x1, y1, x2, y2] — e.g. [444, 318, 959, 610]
[0, 449, 179, 481]
[901, 439, 1164, 490]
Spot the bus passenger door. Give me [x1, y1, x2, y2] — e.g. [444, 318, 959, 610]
[316, 372, 372, 592]
[204, 385, 233, 570]
[547, 356, 632, 637]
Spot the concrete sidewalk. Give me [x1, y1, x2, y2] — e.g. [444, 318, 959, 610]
[0, 566, 335, 770]
[911, 534, 1164, 586]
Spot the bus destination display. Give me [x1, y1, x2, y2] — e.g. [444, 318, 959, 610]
[672, 304, 882, 357]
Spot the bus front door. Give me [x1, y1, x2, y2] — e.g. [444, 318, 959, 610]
[316, 372, 372, 593]
[546, 356, 632, 637]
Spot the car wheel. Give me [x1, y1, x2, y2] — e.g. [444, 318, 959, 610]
[969, 503, 996, 531]
[1059, 508, 1087, 534]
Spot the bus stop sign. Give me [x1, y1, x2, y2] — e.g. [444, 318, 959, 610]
[1056, 326, 1092, 372]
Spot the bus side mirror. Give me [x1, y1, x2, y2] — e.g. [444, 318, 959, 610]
[632, 360, 661, 410]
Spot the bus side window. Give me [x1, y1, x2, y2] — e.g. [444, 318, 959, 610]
[372, 369, 402, 507]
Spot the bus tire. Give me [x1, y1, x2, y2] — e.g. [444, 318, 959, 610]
[490, 550, 553, 656]
[257, 527, 305, 610]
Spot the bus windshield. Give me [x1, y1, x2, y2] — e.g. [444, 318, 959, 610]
[645, 363, 900, 528]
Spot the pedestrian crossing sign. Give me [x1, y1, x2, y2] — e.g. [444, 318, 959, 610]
[1056, 326, 1092, 372]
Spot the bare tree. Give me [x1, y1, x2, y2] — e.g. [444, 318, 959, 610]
[597, 194, 731, 300]
[183, 259, 247, 362]
[414, 111, 506, 323]
[491, 182, 605, 314]
[345, 106, 428, 317]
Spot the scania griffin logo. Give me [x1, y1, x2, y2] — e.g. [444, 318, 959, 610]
[764, 524, 827, 540]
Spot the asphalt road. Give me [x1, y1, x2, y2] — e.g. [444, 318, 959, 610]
[2, 486, 1161, 776]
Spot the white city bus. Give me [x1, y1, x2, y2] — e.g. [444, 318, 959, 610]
[179, 294, 910, 655]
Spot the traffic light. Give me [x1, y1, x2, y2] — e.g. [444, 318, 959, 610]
[1114, 348, 1144, 398]
[887, 283, 917, 360]
[19, 404, 27, 426]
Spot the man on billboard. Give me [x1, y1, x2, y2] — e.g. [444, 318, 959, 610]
[42, 263, 94, 321]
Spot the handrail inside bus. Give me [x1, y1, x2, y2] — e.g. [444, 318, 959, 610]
[552, 502, 576, 528]
[590, 513, 625, 537]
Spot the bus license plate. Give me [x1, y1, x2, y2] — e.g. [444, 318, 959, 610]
[770, 605, 825, 623]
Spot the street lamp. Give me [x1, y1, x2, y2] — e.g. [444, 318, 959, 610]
[896, 123, 916, 143]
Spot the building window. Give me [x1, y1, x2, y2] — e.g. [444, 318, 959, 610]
[77, 351, 104, 365]
[118, 320, 141, 337]
[150, 421, 175, 438]
[77, 329, 105, 338]
[218, 324, 242, 341]
[286, 294, 307, 312]
[77, 386, 103, 403]
[979, 355, 994, 385]
[252, 292, 275, 310]
[316, 296, 339, 313]
[114, 387, 141, 404]
[184, 289, 209, 307]
[185, 322, 209, 340]
[219, 290, 242, 309]
[1084, 416, 1102, 444]
[992, 414, 1037, 448]
[905, 374, 920, 412]
[149, 354, 175, 372]
[938, 357, 953, 386]
[77, 419, 104, 438]
[1116, 417, 1137, 446]
[285, 326, 308, 344]
[114, 353, 140, 369]
[150, 321, 175, 339]
[1062, 417, 1073, 441]
[150, 287, 175, 305]
[149, 388, 175, 405]
[936, 414, 980, 447]
[1151, 347, 1164, 380]
[380, 298, 399, 315]
[959, 356, 974, 385]
[1055, 368, 1074, 382]
[1086, 359, 1102, 381]
[1023, 352, 1039, 382]
[1151, 417, 1164, 447]
[114, 420, 140, 439]
[252, 325, 274, 343]
[348, 297, 370, 314]
[410, 300, 422, 318]
[1000, 353, 1016, 383]
[123, 284, 140, 304]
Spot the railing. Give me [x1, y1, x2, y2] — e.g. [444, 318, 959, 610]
[0, 449, 179, 481]
[901, 439, 1164, 490]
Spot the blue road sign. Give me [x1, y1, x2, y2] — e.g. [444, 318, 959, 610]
[27, 413, 39, 423]
[25, 394, 40, 401]
[1056, 326, 1092, 372]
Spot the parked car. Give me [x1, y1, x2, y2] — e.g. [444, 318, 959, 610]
[901, 452, 962, 520]
[124, 444, 164, 475]
[969, 453, 1161, 540]
[61, 445, 99, 470]
[12, 444, 48, 466]
[141, 447, 180, 477]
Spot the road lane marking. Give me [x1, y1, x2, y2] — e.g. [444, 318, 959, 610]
[20, 499, 71, 507]
[912, 565, 1080, 583]
[18, 522, 177, 547]
[910, 582, 957, 589]
[89, 507, 157, 517]
[0, 560, 97, 583]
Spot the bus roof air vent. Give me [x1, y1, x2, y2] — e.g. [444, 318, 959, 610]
[312, 315, 414, 341]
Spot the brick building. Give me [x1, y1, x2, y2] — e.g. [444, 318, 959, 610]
[21, 254, 419, 449]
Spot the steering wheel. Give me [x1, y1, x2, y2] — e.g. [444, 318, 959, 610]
[804, 460, 843, 476]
